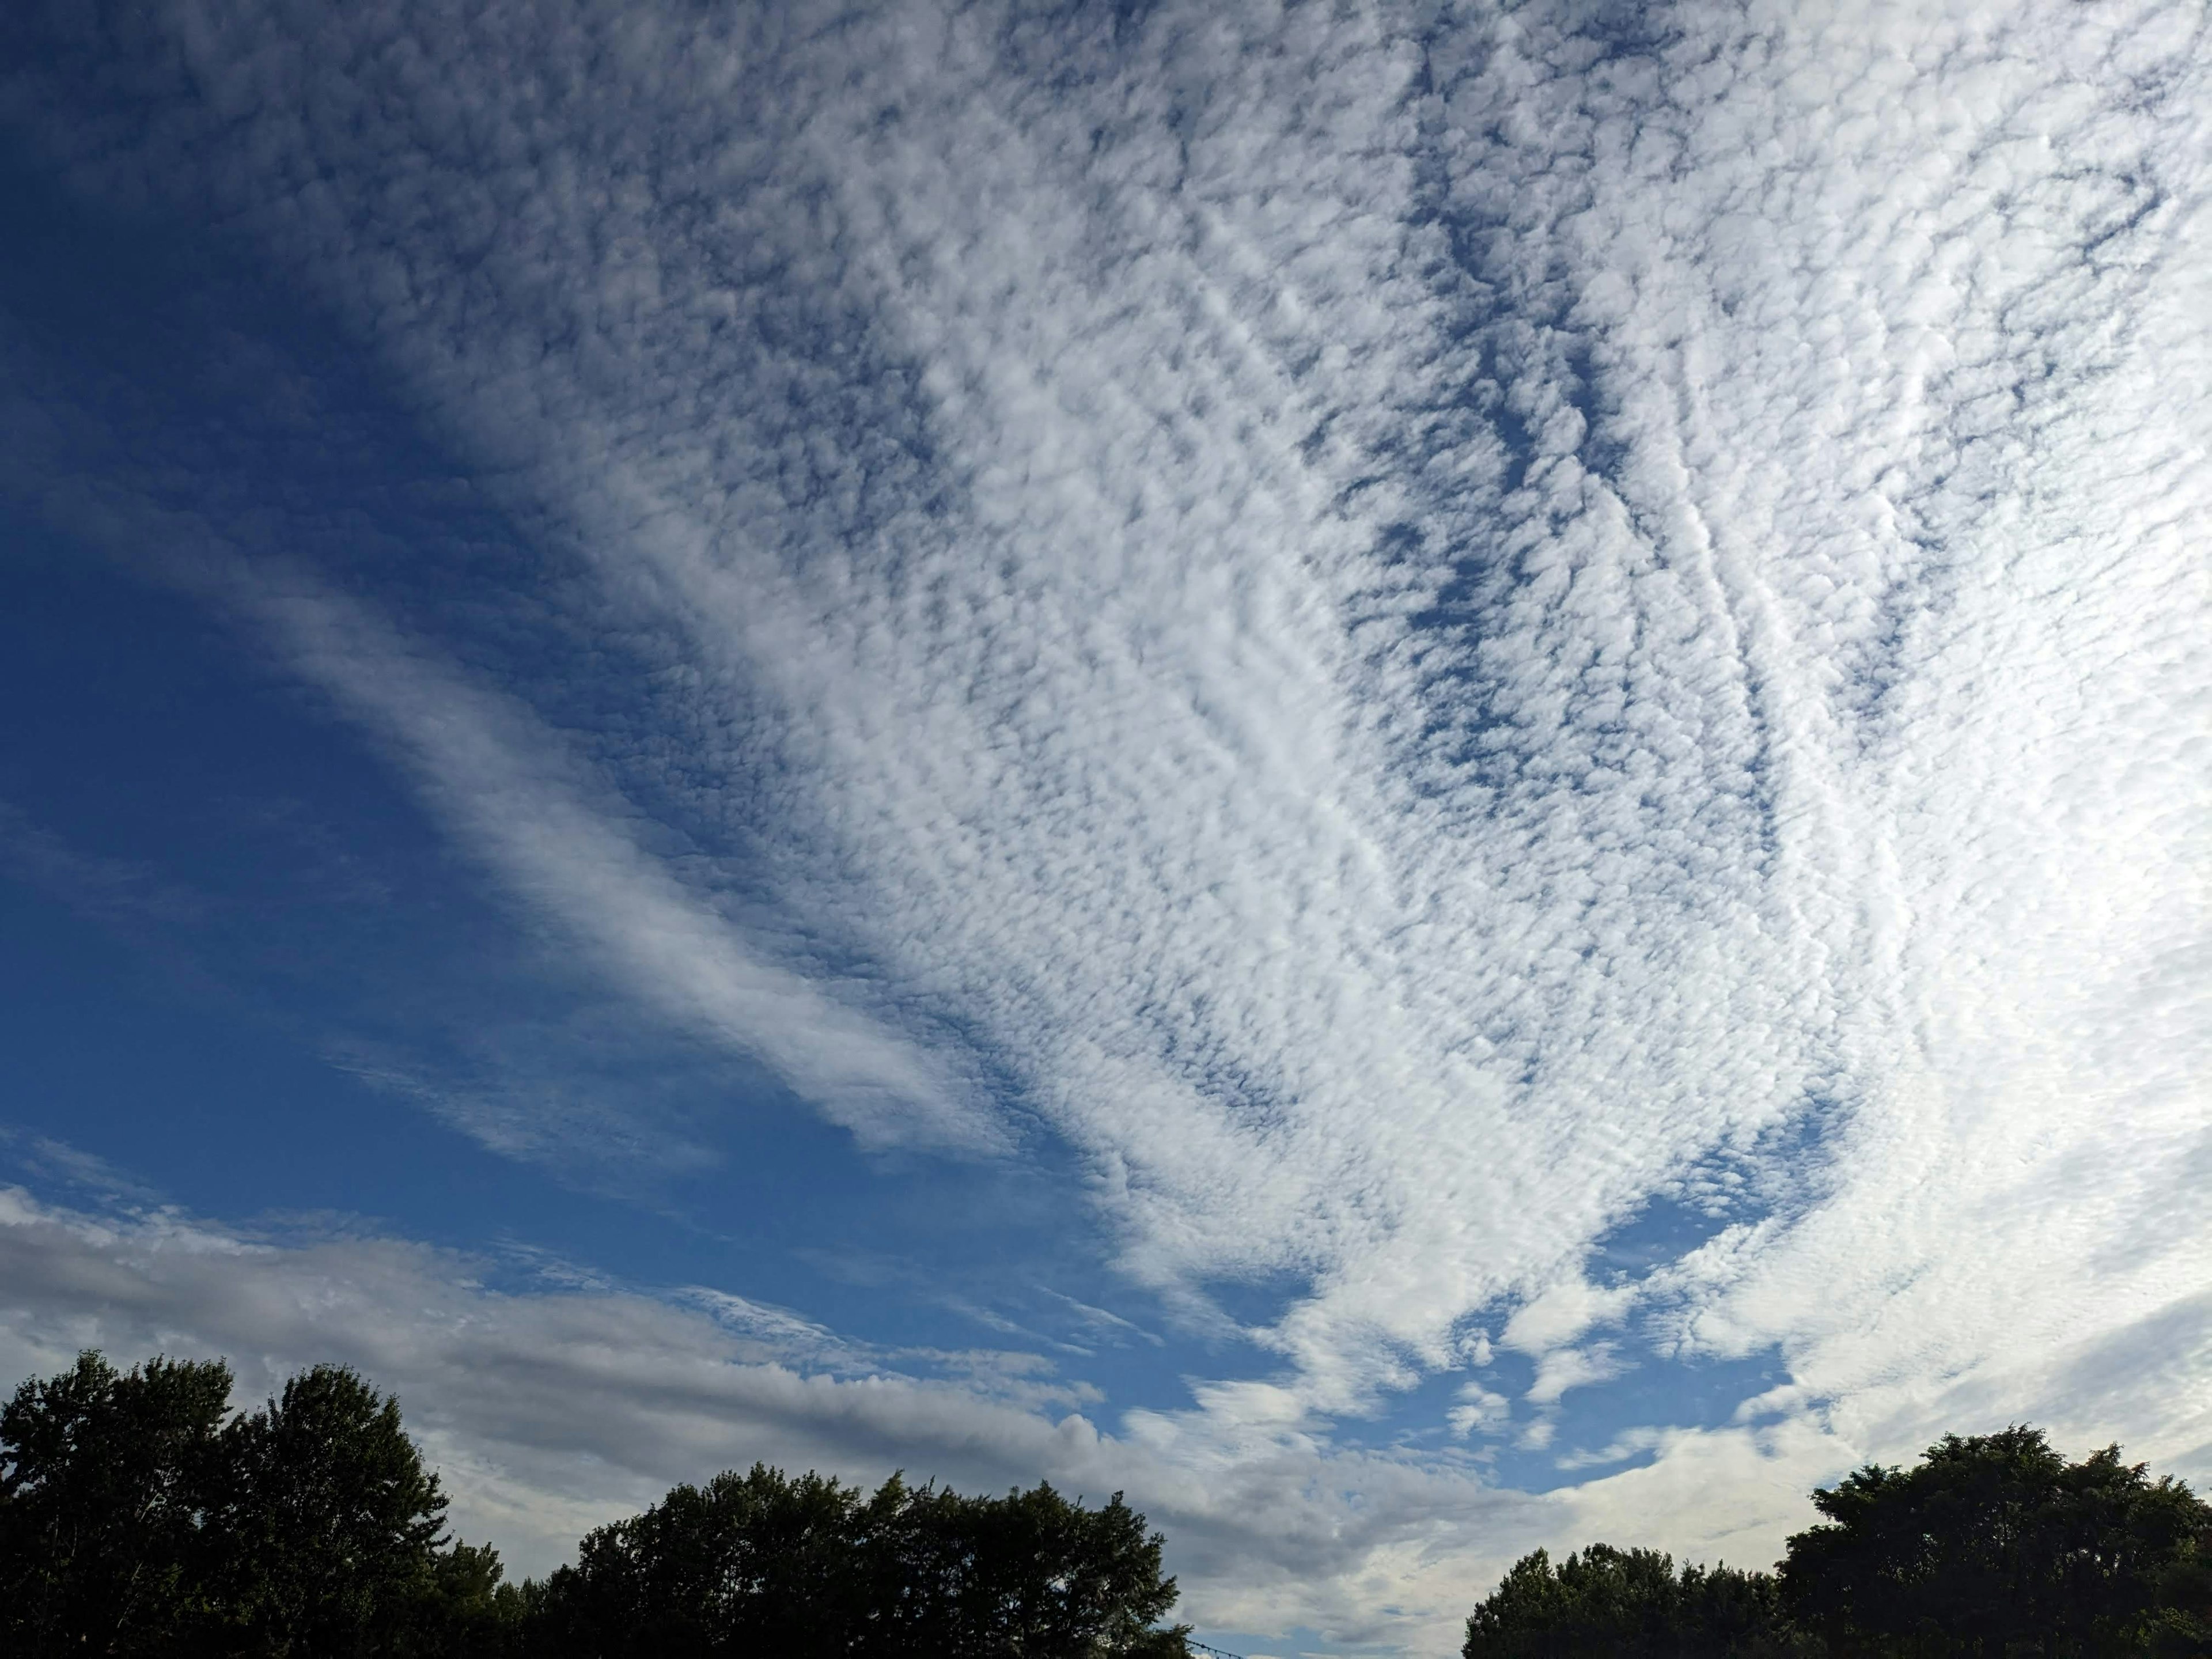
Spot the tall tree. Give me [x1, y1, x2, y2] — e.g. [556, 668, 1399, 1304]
[534, 1463, 869, 1657]
[204, 1363, 452, 1657]
[400, 1538, 532, 1658]
[895, 1478, 1188, 1657]
[0, 1349, 233, 1656]
[531, 1461, 1187, 1657]
[1463, 1542, 1808, 1657]
[1779, 1425, 2212, 1654]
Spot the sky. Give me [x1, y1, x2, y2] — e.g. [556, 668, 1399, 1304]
[1, 0, 2208, 1651]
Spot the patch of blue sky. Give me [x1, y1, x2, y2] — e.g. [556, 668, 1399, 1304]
[1487, 1350, 1791, 1497]
[1320, 1332, 1789, 1497]
[1332, 1192, 1798, 1494]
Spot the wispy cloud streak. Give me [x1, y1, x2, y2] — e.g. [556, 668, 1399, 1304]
[243, 574, 997, 1154]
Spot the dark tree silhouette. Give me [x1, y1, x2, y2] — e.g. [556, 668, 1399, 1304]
[2, 1349, 1185, 1656]
[2147, 1522, 2212, 1656]
[21, 1345, 2207, 1659]
[1779, 1425, 2212, 1655]
[1462, 1541, 1810, 1657]
[895, 1475, 1188, 1656]
[203, 1363, 455, 1657]
[531, 1461, 1187, 1657]
[1465, 1429, 2212, 1656]
[533, 1464, 869, 1656]
[0, 1350, 233, 1656]
[2, 1351, 510, 1658]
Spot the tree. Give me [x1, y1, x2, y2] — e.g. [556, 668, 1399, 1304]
[203, 1363, 453, 1657]
[532, 1463, 870, 1657]
[895, 1478, 1188, 1657]
[0, 1348, 234, 1656]
[400, 1539, 532, 1658]
[1463, 1542, 1809, 1657]
[2145, 1518, 2212, 1656]
[1778, 1425, 2212, 1654]
[530, 1461, 1188, 1657]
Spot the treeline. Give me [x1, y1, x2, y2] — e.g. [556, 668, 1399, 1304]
[0, 1351, 1187, 1657]
[1464, 1427, 2212, 1657]
[9, 1350, 2212, 1657]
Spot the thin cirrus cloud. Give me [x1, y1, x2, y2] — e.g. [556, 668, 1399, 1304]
[239, 573, 999, 1158]
[2, 0, 2209, 1648]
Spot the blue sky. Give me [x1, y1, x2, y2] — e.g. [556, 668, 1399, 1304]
[2, 2, 2209, 1652]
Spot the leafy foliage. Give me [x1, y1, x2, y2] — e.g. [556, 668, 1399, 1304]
[1779, 1425, 2212, 1656]
[2143, 1525, 2212, 1656]
[1462, 1542, 1812, 1657]
[13, 1346, 2209, 1658]
[532, 1462, 1188, 1657]
[1, 1351, 496, 1657]
[0, 1350, 233, 1654]
[0, 1349, 1187, 1658]
[1466, 1427, 2212, 1658]
[203, 1363, 456, 1656]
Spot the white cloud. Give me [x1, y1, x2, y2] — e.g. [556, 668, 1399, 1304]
[1501, 1277, 1639, 1358]
[1447, 1381, 1511, 1439]
[1527, 1343, 1630, 1408]
[0, 473, 993, 1161]
[1554, 1426, 1669, 1473]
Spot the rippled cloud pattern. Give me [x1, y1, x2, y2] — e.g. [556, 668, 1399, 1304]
[2, 1, 2207, 1649]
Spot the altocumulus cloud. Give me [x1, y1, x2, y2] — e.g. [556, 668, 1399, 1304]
[2, 0, 2210, 1649]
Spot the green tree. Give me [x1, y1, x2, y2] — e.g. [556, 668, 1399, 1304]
[0, 1349, 233, 1656]
[1463, 1542, 1809, 1657]
[896, 1478, 1188, 1657]
[2144, 1518, 2212, 1656]
[400, 1538, 531, 1658]
[1778, 1425, 2212, 1655]
[204, 1363, 452, 1657]
[531, 1461, 1187, 1657]
[2, 1350, 518, 1657]
[533, 1463, 869, 1656]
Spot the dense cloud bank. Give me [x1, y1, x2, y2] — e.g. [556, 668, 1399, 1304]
[2, 0, 2207, 1648]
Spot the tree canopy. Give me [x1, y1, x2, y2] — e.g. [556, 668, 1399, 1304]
[1464, 1427, 2212, 1658]
[1, 1349, 1188, 1658]
[1779, 1425, 2212, 1656]
[532, 1461, 1186, 1657]
[11, 1348, 2212, 1657]
[2, 1351, 513, 1657]
[0, 1349, 233, 1654]
[1461, 1541, 1810, 1657]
